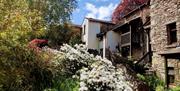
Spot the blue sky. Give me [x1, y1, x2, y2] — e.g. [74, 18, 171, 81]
[71, 0, 121, 25]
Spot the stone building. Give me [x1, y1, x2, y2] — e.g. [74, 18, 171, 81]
[80, 0, 180, 88]
[113, 0, 180, 87]
[107, 0, 180, 87]
[150, 0, 180, 88]
[105, 2, 151, 64]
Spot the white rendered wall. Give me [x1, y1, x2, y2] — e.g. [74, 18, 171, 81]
[87, 21, 101, 49]
[99, 40, 103, 49]
[81, 19, 101, 49]
[106, 31, 121, 52]
[81, 19, 89, 47]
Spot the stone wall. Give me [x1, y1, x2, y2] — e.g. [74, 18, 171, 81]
[150, 0, 180, 85]
[177, 1, 180, 42]
[167, 59, 180, 85]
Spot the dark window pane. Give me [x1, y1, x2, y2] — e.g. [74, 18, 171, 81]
[121, 46, 130, 57]
[167, 22, 177, 44]
[168, 75, 175, 84]
[167, 67, 175, 84]
[83, 25, 86, 35]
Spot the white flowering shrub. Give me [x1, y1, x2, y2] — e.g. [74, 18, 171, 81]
[47, 44, 134, 91]
[79, 56, 133, 91]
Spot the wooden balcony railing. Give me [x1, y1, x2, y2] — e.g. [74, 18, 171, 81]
[121, 32, 131, 46]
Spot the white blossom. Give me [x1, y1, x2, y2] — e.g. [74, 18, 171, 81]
[44, 44, 134, 91]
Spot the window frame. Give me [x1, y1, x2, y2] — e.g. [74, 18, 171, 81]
[166, 22, 177, 45]
[83, 25, 86, 35]
[167, 67, 175, 84]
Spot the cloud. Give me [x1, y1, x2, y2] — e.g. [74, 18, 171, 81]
[85, 3, 117, 20]
[86, 3, 98, 18]
[75, 8, 80, 13]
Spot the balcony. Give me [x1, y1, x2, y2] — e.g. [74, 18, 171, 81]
[121, 32, 131, 46]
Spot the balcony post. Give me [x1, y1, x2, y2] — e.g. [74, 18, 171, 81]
[103, 35, 106, 59]
[130, 24, 132, 57]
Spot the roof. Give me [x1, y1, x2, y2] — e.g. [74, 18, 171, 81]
[111, 22, 129, 32]
[70, 24, 82, 29]
[111, 17, 141, 32]
[86, 18, 115, 25]
[122, 1, 149, 18]
[111, 2, 149, 32]
[112, 0, 150, 23]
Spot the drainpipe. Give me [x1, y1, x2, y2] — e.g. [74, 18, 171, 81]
[147, 29, 152, 63]
[103, 34, 106, 59]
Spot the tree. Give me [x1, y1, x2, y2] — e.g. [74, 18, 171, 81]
[26, 0, 78, 47]
[0, 0, 46, 44]
[28, 0, 77, 24]
[0, 0, 52, 90]
[45, 23, 73, 48]
[0, 0, 78, 90]
[0, 0, 77, 90]
[69, 25, 82, 46]
[112, 0, 149, 23]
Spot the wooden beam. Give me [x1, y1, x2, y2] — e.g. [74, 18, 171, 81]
[130, 24, 132, 56]
[121, 43, 131, 47]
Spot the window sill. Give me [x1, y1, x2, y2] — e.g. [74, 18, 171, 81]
[165, 43, 180, 48]
[169, 83, 176, 88]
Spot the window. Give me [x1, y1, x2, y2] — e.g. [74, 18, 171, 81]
[83, 25, 86, 35]
[121, 46, 130, 58]
[167, 23, 177, 44]
[167, 67, 175, 84]
[132, 31, 140, 46]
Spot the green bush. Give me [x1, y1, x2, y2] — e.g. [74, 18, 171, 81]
[44, 71, 79, 91]
[0, 35, 79, 91]
[0, 44, 53, 91]
[45, 24, 73, 48]
[169, 86, 180, 91]
[50, 76, 79, 91]
[69, 34, 82, 46]
[156, 85, 165, 91]
[0, 0, 78, 91]
[137, 74, 164, 91]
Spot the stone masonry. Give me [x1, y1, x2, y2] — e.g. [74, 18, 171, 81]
[150, 0, 180, 86]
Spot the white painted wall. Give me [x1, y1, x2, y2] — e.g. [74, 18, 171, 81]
[99, 40, 103, 49]
[81, 18, 121, 57]
[81, 19, 88, 47]
[106, 31, 121, 52]
[81, 18, 122, 59]
[87, 21, 101, 49]
[81, 19, 101, 49]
